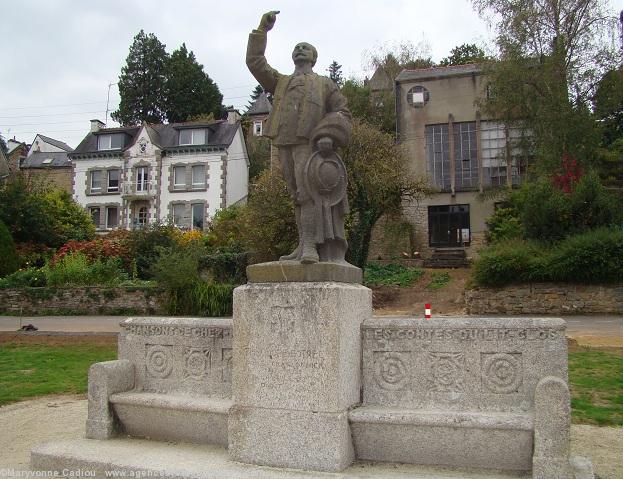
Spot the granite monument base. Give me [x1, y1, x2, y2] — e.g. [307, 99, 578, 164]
[228, 281, 371, 472]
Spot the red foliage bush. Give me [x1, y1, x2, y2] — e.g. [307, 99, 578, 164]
[552, 153, 584, 194]
[51, 235, 131, 269]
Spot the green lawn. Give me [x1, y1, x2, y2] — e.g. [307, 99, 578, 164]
[1, 342, 621, 427]
[569, 348, 623, 426]
[0, 342, 117, 406]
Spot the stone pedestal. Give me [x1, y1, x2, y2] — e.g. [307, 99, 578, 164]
[228, 280, 371, 472]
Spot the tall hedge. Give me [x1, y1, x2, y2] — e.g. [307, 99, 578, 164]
[0, 219, 19, 277]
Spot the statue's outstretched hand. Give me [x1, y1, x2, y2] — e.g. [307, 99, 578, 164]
[317, 137, 334, 158]
[259, 11, 280, 32]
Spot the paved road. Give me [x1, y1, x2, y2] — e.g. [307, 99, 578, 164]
[1, 314, 622, 338]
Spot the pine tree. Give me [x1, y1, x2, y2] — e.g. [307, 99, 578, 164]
[112, 30, 169, 126]
[246, 85, 264, 111]
[165, 43, 225, 123]
[327, 61, 343, 86]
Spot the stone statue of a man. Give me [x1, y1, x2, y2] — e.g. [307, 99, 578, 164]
[246, 11, 353, 264]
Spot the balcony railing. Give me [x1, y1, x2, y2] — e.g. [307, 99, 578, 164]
[121, 181, 156, 199]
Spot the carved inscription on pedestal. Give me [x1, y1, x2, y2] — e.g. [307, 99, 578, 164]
[426, 352, 465, 393]
[183, 348, 211, 380]
[481, 352, 523, 394]
[373, 351, 410, 391]
[145, 344, 174, 379]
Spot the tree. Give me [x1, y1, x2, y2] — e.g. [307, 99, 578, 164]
[327, 60, 344, 86]
[365, 41, 435, 83]
[439, 43, 487, 66]
[472, 0, 619, 173]
[0, 219, 18, 277]
[0, 133, 7, 155]
[165, 43, 225, 123]
[341, 79, 395, 134]
[0, 176, 95, 248]
[112, 30, 169, 126]
[342, 120, 428, 267]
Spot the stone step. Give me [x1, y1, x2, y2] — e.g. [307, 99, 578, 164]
[32, 438, 531, 479]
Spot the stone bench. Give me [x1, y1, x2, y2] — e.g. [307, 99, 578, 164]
[86, 317, 233, 447]
[354, 317, 585, 477]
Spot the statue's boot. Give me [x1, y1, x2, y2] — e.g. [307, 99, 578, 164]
[300, 244, 319, 264]
[299, 203, 319, 264]
[279, 244, 301, 261]
[280, 205, 302, 261]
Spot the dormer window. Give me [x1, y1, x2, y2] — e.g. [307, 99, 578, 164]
[179, 129, 206, 146]
[97, 134, 124, 150]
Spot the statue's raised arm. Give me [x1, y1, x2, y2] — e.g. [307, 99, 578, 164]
[246, 11, 283, 94]
[258, 10, 279, 32]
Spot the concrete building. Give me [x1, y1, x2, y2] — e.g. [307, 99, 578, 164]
[396, 64, 527, 260]
[70, 114, 249, 232]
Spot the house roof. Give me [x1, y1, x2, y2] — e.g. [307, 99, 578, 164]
[71, 120, 239, 156]
[35, 134, 73, 152]
[21, 151, 71, 168]
[247, 92, 272, 116]
[396, 64, 483, 83]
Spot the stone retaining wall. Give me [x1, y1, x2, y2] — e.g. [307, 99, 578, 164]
[0, 286, 166, 315]
[465, 283, 623, 315]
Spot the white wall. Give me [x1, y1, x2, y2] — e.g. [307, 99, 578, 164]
[225, 126, 250, 207]
[160, 150, 224, 223]
[28, 135, 67, 156]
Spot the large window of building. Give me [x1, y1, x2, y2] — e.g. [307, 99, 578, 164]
[89, 207, 100, 228]
[90, 170, 102, 193]
[136, 166, 149, 192]
[97, 134, 124, 150]
[173, 166, 186, 189]
[179, 129, 206, 146]
[106, 206, 118, 229]
[172, 204, 186, 227]
[425, 124, 451, 191]
[428, 204, 470, 247]
[191, 165, 205, 188]
[107, 169, 119, 192]
[453, 122, 478, 190]
[192, 203, 204, 230]
[481, 121, 525, 187]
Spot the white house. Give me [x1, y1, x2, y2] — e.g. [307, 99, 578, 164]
[70, 113, 249, 231]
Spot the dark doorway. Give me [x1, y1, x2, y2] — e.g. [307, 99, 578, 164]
[428, 204, 471, 247]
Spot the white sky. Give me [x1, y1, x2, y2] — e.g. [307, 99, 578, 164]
[1, 0, 622, 149]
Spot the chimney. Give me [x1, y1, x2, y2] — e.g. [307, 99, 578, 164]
[90, 119, 105, 133]
[227, 108, 241, 124]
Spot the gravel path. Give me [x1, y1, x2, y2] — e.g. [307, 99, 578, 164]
[1, 395, 621, 478]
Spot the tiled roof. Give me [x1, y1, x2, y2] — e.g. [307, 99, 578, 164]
[247, 92, 272, 116]
[396, 64, 482, 83]
[36, 134, 73, 152]
[21, 151, 71, 168]
[72, 120, 239, 156]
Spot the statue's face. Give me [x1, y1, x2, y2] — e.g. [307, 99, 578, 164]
[292, 42, 317, 66]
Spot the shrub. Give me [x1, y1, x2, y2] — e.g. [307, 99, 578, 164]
[15, 241, 54, 269]
[0, 267, 46, 288]
[44, 252, 128, 287]
[167, 282, 235, 317]
[546, 228, 623, 283]
[472, 240, 549, 287]
[52, 236, 131, 270]
[242, 170, 297, 264]
[485, 207, 522, 244]
[126, 224, 180, 279]
[364, 263, 424, 287]
[0, 219, 19, 277]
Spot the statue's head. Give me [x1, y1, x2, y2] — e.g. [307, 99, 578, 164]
[292, 42, 317, 67]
